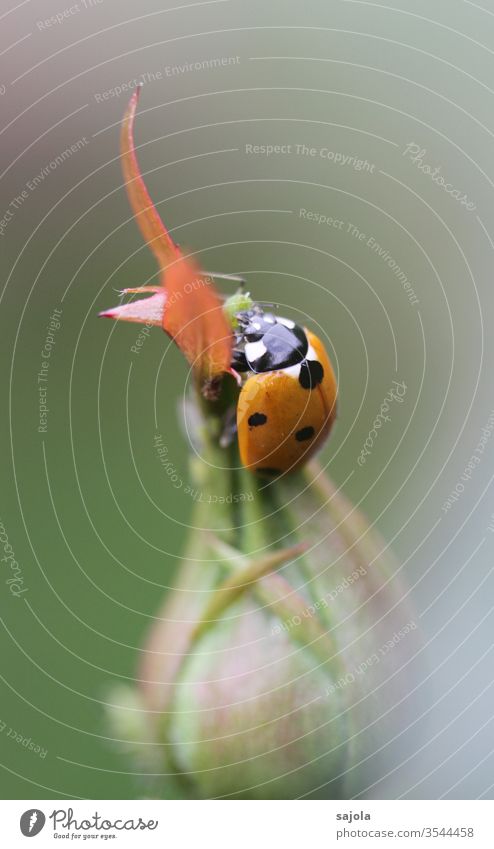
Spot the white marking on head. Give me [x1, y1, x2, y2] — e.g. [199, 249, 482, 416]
[245, 340, 267, 363]
[277, 317, 296, 329]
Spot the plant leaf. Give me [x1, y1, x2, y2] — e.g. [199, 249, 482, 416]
[162, 255, 233, 390]
[99, 286, 165, 325]
[100, 89, 233, 391]
[121, 87, 179, 270]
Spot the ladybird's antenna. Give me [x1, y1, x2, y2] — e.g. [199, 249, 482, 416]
[205, 272, 247, 292]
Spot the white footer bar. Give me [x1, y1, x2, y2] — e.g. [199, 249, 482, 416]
[2, 799, 493, 848]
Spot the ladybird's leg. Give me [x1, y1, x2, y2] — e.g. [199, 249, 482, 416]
[227, 366, 243, 387]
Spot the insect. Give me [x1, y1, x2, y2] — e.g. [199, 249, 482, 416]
[232, 306, 337, 476]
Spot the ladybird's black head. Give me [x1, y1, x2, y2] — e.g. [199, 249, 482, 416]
[236, 309, 277, 342]
[232, 307, 309, 374]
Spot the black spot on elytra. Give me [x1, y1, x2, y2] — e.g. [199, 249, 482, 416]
[295, 426, 315, 442]
[248, 412, 267, 427]
[256, 467, 282, 477]
[299, 360, 324, 390]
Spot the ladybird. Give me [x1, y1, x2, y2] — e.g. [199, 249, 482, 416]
[233, 307, 337, 476]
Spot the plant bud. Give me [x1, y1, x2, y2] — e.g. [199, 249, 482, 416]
[108, 452, 422, 800]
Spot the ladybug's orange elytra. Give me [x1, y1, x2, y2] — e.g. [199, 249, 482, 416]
[235, 316, 337, 476]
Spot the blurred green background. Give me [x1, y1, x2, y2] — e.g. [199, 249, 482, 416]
[1, 0, 493, 798]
